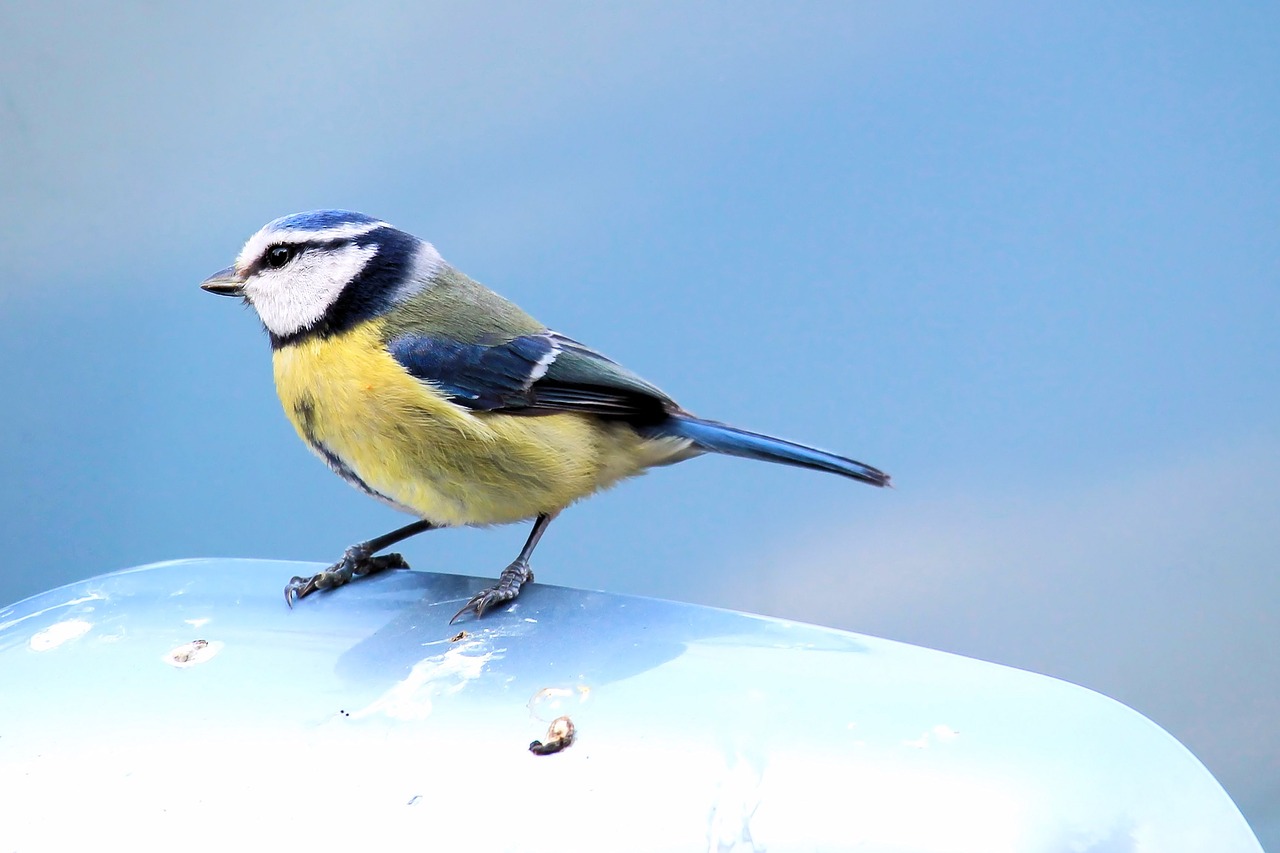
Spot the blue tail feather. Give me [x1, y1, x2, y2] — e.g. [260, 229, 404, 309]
[654, 415, 889, 487]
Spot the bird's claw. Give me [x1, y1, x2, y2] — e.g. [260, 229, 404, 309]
[284, 574, 320, 607]
[450, 586, 519, 623]
[449, 562, 534, 623]
[284, 551, 410, 608]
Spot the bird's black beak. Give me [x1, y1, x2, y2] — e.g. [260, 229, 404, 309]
[200, 266, 246, 297]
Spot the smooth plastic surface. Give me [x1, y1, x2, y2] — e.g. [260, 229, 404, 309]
[0, 559, 1263, 852]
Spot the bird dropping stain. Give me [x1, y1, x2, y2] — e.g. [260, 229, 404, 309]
[29, 619, 92, 651]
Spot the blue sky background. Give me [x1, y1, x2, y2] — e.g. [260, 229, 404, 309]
[1, 2, 1276, 844]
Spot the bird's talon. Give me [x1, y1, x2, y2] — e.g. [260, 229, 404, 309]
[449, 561, 533, 623]
[450, 594, 483, 625]
[284, 575, 318, 608]
[449, 590, 496, 624]
[283, 552, 413, 609]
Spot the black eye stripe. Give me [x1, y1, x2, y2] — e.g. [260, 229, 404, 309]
[251, 234, 376, 277]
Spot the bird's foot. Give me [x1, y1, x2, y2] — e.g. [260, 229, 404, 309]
[285, 547, 410, 607]
[450, 561, 534, 623]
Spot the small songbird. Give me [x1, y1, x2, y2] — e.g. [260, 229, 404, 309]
[201, 211, 889, 621]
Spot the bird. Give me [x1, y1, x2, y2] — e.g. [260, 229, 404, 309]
[201, 210, 889, 621]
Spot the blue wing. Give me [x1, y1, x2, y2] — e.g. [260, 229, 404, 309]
[386, 332, 557, 411]
[386, 330, 890, 486]
[386, 331, 676, 422]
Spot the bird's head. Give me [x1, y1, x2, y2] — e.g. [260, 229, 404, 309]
[201, 210, 443, 343]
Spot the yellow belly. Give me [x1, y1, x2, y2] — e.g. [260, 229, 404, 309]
[271, 322, 688, 526]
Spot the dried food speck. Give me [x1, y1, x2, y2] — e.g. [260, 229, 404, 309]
[529, 715, 575, 756]
[164, 639, 222, 668]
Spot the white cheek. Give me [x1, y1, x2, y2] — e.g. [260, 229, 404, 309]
[245, 244, 377, 337]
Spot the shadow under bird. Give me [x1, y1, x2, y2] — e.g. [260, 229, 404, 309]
[201, 211, 890, 621]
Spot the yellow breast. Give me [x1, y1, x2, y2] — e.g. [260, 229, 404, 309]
[271, 321, 683, 526]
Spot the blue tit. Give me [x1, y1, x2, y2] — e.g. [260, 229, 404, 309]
[201, 210, 889, 621]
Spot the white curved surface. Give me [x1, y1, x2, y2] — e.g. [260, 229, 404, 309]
[0, 559, 1262, 852]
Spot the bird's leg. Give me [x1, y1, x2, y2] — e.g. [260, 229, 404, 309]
[451, 512, 557, 623]
[285, 518, 437, 607]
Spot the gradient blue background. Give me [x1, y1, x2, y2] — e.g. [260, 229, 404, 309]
[2, 3, 1276, 844]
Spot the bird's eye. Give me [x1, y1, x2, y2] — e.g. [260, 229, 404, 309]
[265, 245, 297, 269]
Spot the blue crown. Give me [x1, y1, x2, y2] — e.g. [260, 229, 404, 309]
[264, 209, 384, 234]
